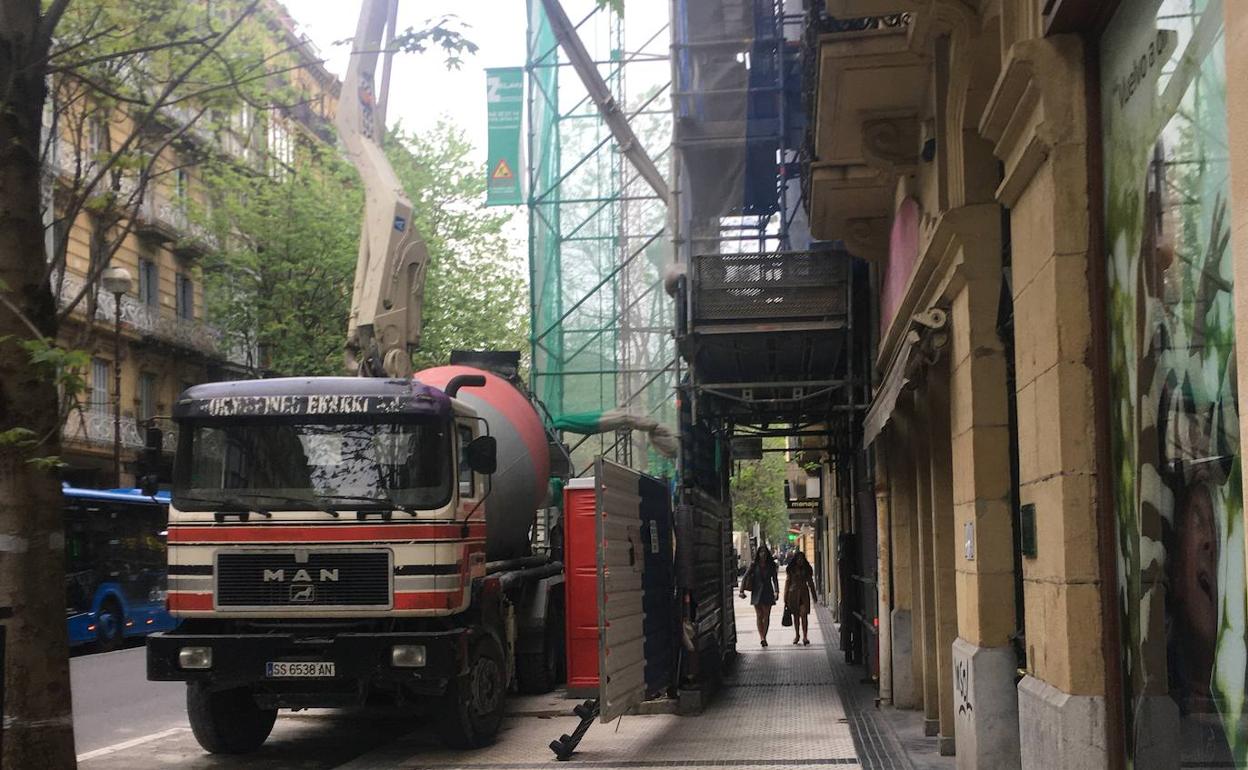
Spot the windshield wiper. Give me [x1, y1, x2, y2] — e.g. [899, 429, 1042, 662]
[174, 494, 273, 522]
[317, 494, 418, 518]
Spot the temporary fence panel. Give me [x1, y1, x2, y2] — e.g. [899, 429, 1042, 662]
[596, 458, 647, 722]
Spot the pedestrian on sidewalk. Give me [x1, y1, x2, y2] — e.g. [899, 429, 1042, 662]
[785, 550, 817, 645]
[740, 545, 780, 646]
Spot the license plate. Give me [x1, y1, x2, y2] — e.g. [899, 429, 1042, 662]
[265, 661, 335, 678]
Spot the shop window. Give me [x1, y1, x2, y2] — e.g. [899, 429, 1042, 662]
[1101, 2, 1239, 763]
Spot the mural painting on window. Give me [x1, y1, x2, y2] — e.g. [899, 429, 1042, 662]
[1102, 0, 1241, 764]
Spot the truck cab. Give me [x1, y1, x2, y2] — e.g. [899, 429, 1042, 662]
[147, 375, 518, 753]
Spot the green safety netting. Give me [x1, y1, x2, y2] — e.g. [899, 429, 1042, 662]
[526, 0, 676, 478]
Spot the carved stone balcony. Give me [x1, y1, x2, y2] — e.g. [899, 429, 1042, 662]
[803, 6, 924, 251]
[55, 272, 247, 364]
[133, 195, 218, 256]
[62, 408, 177, 453]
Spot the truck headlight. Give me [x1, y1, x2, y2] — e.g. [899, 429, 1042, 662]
[390, 644, 426, 668]
[178, 646, 213, 670]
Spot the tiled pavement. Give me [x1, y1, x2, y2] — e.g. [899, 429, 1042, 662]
[82, 582, 953, 769]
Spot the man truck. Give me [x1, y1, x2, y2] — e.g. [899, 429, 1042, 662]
[145, 363, 569, 752]
[145, 0, 569, 754]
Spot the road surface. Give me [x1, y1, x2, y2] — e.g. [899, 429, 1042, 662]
[70, 643, 419, 767]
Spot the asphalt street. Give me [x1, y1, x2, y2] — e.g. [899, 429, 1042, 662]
[70, 643, 185, 756]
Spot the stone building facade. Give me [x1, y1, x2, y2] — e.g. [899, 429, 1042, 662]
[808, 1, 1248, 767]
[48, 2, 338, 487]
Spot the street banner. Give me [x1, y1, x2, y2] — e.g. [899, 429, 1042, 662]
[485, 67, 524, 206]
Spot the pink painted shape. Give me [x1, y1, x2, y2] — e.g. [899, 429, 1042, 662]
[882, 198, 920, 330]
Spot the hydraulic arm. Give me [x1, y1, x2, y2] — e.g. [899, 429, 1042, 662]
[336, 0, 429, 378]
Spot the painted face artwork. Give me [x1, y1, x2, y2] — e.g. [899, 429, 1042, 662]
[1102, 0, 1242, 764]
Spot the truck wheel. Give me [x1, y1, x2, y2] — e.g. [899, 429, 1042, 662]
[186, 683, 277, 754]
[517, 611, 560, 694]
[438, 636, 506, 749]
[95, 599, 125, 652]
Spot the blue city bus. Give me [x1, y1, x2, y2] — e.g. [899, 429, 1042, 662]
[63, 484, 179, 648]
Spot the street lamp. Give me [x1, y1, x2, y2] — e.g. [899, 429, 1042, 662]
[101, 266, 132, 488]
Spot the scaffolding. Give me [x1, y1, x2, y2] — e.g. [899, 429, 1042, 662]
[526, 0, 677, 477]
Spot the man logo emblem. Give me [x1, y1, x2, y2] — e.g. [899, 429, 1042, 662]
[290, 584, 316, 603]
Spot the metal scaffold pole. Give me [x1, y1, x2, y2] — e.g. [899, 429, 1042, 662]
[526, 0, 678, 477]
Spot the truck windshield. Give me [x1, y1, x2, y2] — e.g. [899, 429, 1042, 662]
[173, 420, 452, 512]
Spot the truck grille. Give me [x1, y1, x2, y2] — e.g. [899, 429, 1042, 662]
[215, 551, 391, 608]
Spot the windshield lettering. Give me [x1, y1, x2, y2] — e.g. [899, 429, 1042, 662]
[200, 395, 402, 418]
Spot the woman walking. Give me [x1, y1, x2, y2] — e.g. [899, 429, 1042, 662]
[740, 545, 780, 646]
[786, 550, 817, 645]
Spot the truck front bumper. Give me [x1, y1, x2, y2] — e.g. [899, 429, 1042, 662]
[147, 629, 468, 696]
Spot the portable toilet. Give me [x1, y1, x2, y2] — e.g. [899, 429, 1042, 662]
[563, 477, 599, 697]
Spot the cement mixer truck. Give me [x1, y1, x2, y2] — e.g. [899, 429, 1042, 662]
[145, 359, 570, 753]
[145, 1, 577, 754]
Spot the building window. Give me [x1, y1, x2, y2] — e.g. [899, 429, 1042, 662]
[87, 117, 109, 158]
[138, 372, 158, 421]
[175, 168, 190, 206]
[268, 118, 293, 181]
[89, 358, 110, 413]
[175, 273, 194, 320]
[138, 257, 159, 306]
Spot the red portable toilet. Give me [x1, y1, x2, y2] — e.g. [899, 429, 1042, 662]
[563, 477, 599, 697]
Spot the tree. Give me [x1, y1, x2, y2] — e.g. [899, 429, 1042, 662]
[0, 3, 474, 766]
[200, 150, 362, 376]
[201, 121, 527, 379]
[386, 122, 528, 372]
[730, 444, 790, 547]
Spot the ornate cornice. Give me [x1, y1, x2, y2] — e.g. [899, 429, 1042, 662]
[978, 35, 1087, 207]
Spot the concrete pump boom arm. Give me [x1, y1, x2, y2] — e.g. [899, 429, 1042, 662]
[336, 0, 429, 378]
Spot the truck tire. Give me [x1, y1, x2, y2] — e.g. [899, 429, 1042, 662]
[438, 636, 506, 749]
[517, 605, 561, 694]
[516, 642, 557, 694]
[186, 683, 277, 754]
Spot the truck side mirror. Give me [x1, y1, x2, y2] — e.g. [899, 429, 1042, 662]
[466, 436, 497, 475]
[138, 426, 163, 496]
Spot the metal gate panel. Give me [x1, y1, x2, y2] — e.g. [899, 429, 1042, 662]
[596, 459, 646, 722]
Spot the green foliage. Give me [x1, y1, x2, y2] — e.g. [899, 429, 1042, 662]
[0, 335, 88, 468]
[386, 122, 528, 373]
[390, 15, 480, 70]
[26, 456, 68, 471]
[201, 151, 362, 376]
[0, 428, 39, 449]
[730, 440, 789, 546]
[202, 121, 527, 377]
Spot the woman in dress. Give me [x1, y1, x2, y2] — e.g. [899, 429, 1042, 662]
[786, 550, 817, 645]
[740, 545, 780, 647]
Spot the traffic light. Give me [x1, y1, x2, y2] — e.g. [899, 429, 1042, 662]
[787, 532, 798, 543]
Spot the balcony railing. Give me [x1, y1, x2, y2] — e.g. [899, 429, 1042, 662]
[62, 408, 177, 453]
[691, 250, 849, 324]
[134, 194, 219, 254]
[55, 271, 251, 365]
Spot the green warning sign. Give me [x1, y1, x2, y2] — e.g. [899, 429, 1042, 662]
[485, 67, 523, 206]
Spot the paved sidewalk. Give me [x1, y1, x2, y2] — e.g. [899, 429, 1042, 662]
[341, 582, 861, 769]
